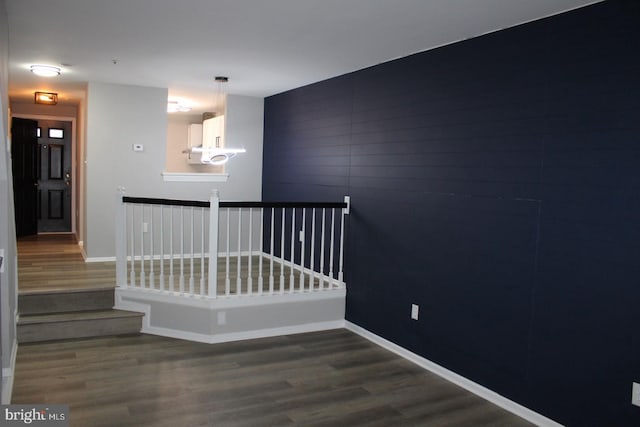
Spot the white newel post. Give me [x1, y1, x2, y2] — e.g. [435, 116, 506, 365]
[207, 190, 220, 298]
[115, 187, 127, 287]
[338, 196, 350, 283]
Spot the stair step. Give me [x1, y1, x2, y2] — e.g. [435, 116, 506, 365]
[17, 309, 144, 343]
[19, 287, 115, 315]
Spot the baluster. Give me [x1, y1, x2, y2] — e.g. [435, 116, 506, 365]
[149, 205, 155, 289]
[189, 207, 195, 296]
[129, 203, 135, 287]
[225, 207, 231, 295]
[289, 208, 296, 292]
[279, 208, 285, 294]
[299, 208, 306, 291]
[329, 208, 336, 285]
[248, 208, 253, 295]
[236, 208, 242, 296]
[159, 205, 165, 291]
[179, 206, 185, 294]
[139, 204, 146, 288]
[200, 206, 205, 296]
[319, 208, 326, 290]
[269, 207, 275, 294]
[309, 208, 316, 291]
[169, 206, 175, 292]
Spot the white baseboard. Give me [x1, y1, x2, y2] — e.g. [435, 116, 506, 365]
[84, 256, 115, 263]
[344, 321, 563, 427]
[1, 338, 17, 404]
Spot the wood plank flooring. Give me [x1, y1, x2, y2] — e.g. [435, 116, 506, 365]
[17, 234, 116, 292]
[12, 330, 534, 427]
[15, 236, 534, 426]
[17, 234, 335, 295]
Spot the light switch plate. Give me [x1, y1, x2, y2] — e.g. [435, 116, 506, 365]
[133, 143, 144, 152]
[632, 382, 640, 407]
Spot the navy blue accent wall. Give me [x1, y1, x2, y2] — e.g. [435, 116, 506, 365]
[262, 1, 640, 425]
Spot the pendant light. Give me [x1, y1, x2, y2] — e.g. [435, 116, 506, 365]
[196, 76, 246, 165]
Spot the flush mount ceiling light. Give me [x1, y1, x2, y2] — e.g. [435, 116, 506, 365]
[34, 91, 58, 105]
[167, 99, 192, 113]
[30, 65, 61, 77]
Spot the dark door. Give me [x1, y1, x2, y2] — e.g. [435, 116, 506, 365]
[37, 120, 72, 232]
[11, 118, 39, 237]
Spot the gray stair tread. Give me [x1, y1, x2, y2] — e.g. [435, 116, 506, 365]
[19, 286, 115, 296]
[19, 309, 144, 325]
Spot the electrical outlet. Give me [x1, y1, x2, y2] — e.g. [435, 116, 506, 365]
[411, 304, 419, 320]
[632, 382, 640, 407]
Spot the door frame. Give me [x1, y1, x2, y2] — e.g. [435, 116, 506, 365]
[12, 113, 77, 235]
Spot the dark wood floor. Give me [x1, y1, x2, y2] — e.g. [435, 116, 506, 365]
[12, 330, 533, 427]
[14, 235, 534, 426]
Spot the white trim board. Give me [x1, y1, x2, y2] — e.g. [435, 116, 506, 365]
[116, 286, 345, 309]
[344, 321, 564, 427]
[143, 320, 345, 345]
[1, 338, 17, 404]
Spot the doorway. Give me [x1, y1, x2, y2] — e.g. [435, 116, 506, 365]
[37, 119, 73, 232]
[11, 115, 75, 236]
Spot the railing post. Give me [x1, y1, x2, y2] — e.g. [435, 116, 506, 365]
[115, 187, 127, 288]
[207, 189, 220, 298]
[338, 196, 350, 283]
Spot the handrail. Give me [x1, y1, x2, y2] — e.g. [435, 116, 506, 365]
[123, 196, 348, 210]
[123, 196, 209, 208]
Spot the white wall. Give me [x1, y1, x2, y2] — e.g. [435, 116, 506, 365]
[0, 0, 18, 404]
[85, 83, 263, 259]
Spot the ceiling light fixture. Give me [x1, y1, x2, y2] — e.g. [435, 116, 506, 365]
[183, 76, 246, 166]
[191, 147, 246, 165]
[34, 91, 58, 105]
[167, 100, 192, 113]
[30, 65, 61, 77]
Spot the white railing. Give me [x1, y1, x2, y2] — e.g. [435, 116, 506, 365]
[115, 188, 350, 299]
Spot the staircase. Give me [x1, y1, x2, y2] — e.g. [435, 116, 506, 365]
[17, 287, 144, 343]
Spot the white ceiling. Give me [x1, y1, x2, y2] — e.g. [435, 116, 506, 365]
[6, 0, 600, 113]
